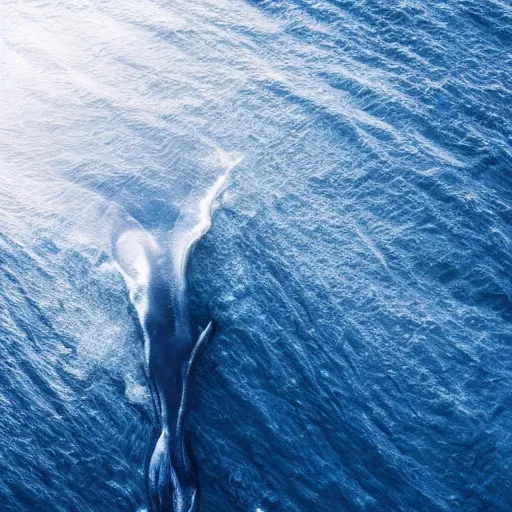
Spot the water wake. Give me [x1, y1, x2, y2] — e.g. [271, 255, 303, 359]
[111, 154, 242, 512]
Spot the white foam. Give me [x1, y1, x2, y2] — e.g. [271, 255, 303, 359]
[171, 152, 244, 289]
[113, 228, 161, 324]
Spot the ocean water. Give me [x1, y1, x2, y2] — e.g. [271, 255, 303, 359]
[0, 1, 511, 511]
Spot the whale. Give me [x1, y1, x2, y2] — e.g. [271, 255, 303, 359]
[111, 219, 205, 512]
[110, 156, 242, 511]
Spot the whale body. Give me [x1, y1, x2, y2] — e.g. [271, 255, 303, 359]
[112, 218, 206, 512]
[109, 226, 208, 512]
[111, 158, 241, 511]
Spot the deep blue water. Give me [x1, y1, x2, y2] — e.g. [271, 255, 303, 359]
[1, 1, 511, 511]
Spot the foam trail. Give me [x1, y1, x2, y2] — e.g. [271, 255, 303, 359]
[110, 155, 242, 512]
[171, 152, 244, 290]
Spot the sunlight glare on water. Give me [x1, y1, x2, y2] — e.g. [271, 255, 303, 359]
[0, 0, 511, 511]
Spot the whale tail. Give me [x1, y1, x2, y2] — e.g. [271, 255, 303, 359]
[147, 323, 213, 512]
[148, 427, 198, 512]
[148, 429, 174, 511]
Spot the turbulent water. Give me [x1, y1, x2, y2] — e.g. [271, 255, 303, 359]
[0, 1, 511, 511]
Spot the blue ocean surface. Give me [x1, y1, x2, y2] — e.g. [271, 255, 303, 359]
[0, 1, 511, 511]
